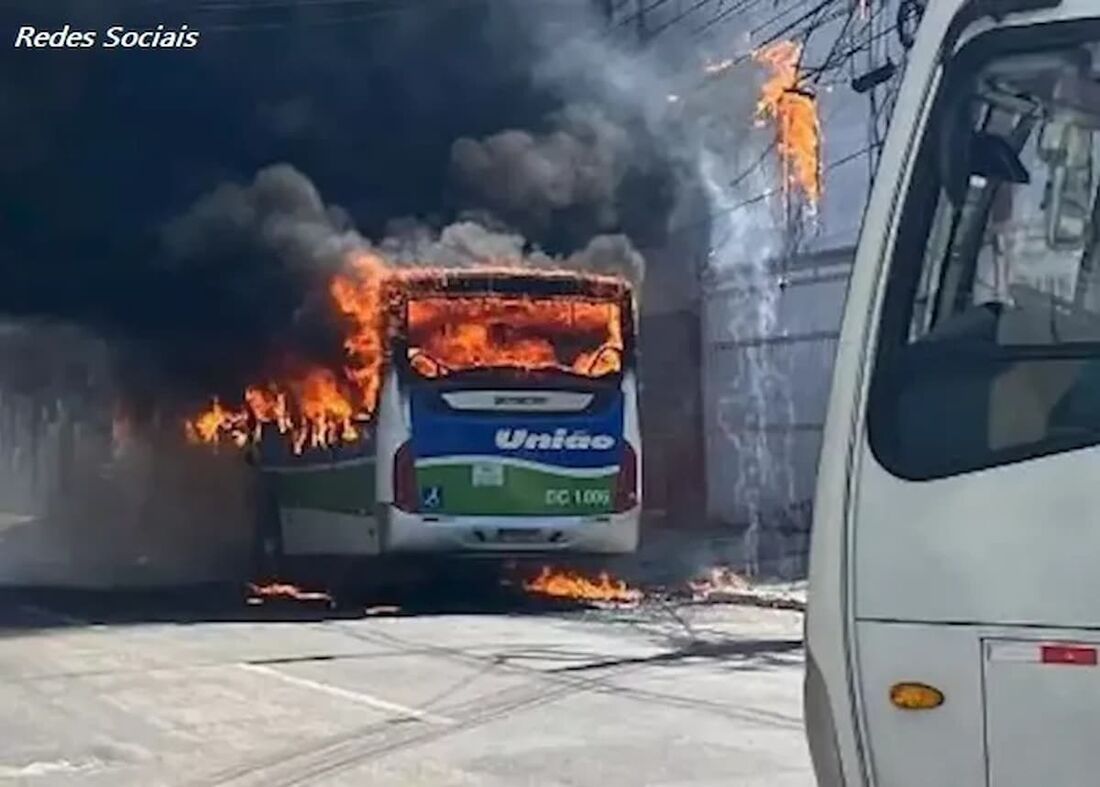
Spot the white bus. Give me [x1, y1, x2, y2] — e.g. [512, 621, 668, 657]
[253, 269, 641, 580]
[804, 1, 1100, 785]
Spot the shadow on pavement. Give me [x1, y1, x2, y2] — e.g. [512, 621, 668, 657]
[551, 636, 804, 672]
[0, 580, 614, 633]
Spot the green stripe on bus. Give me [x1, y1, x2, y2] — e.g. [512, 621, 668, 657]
[268, 463, 376, 513]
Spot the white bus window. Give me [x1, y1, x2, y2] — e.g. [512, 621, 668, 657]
[871, 29, 1100, 479]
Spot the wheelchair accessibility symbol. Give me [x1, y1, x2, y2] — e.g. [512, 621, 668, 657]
[421, 485, 443, 510]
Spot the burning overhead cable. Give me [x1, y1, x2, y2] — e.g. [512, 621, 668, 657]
[754, 40, 822, 207]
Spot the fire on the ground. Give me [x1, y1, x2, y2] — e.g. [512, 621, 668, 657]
[246, 581, 333, 606]
[688, 566, 751, 601]
[523, 565, 643, 604]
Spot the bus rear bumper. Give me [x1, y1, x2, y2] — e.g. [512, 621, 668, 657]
[380, 507, 640, 555]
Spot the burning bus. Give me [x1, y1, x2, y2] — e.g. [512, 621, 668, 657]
[189, 260, 641, 578]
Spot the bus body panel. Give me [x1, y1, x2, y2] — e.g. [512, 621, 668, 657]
[278, 507, 380, 556]
[383, 508, 639, 554]
[855, 620, 1100, 787]
[805, 2, 955, 781]
[409, 388, 624, 517]
[854, 622, 986, 787]
[855, 444, 1100, 627]
[259, 434, 381, 559]
[807, 2, 1100, 785]
[383, 370, 641, 555]
[983, 634, 1100, 786]
[260, 362, 639, 560]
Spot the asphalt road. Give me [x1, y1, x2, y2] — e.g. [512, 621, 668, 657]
[0, 589, 812, 786]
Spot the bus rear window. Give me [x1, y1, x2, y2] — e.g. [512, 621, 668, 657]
[405, 295, 625, 380]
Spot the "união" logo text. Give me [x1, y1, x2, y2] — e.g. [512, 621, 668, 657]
[495, 428, 615, 451]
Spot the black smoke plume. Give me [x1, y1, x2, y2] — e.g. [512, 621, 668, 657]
[0, 0, 710, 586]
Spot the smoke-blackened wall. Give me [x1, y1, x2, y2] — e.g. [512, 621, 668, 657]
[0, 323, 253, 586]
[0, 0, 714, 584]
[0, 0, 694, 397]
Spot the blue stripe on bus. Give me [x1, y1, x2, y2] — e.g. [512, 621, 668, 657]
[409, 389, 624, 470]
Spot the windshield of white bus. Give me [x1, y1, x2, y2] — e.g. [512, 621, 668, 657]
[403, 294, 627, 381]
[870, 21, 1100, 479]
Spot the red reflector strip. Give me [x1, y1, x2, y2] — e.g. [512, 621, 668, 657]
[1041, 645, 1097, 666]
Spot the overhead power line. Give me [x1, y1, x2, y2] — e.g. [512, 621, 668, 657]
[634, 141, 875, 254]
[194, 0, 600, 30]
[645, 0, 723, 40]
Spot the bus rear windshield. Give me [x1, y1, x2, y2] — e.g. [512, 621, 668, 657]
[404, 295, 626, 380]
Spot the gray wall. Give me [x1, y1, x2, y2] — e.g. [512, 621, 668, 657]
[701, 248, 854, 575]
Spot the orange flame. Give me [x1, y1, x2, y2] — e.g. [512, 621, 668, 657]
[185, 255, 389, 454]
[329, 250, 390, 418]
[186, 260, 631, 455]
[688, 566, 750, 601]
[755, 40, 822, 206]
[523, 566, 642, 604]
[246, 582, 333, 605]
[406, 296, 623, 379]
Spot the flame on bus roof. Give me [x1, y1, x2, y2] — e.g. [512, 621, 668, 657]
[185, 258, 634, 454]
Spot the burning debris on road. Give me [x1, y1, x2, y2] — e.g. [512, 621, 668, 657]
[246, 581, 334, 607]
[231, 564, 802, 616]
[523, 565, 643, 605]
[688, 566, 751, 602]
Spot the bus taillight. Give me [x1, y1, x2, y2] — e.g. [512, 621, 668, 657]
[393, 440, 418, 512]
[613, 442, 638, 513]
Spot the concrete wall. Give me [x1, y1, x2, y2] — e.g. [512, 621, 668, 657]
[638, 309, 706, 526]
[701, 247, 854, 576]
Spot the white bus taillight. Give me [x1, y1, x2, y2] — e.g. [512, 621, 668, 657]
[393, 441, 418, 512]
[613, 442, 638, 513]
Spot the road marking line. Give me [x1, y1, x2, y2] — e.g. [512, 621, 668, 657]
[237, 663, 453, 724]
[0, 757, 106, 778]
